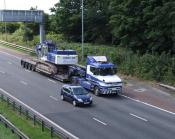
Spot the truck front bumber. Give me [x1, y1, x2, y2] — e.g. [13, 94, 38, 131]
[99, 85, 122, 94]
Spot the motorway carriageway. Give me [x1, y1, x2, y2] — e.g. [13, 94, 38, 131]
[0, 47, 175, 139]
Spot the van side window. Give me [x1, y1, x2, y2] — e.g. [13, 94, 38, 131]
[63, 88, 71, 94]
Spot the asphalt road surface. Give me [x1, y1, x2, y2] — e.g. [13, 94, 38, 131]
[0, 47, 175, 139]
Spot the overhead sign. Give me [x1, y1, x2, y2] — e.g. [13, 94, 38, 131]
[0, 10, 44, 23]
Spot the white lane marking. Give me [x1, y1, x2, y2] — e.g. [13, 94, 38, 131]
[121, 95, 175, 115]
[130, 113, 148, 122]
[48, 79, 56, 84]
[0, 88, 79, 139]
[49, 96, 58, 101]
[134, 88, 146, 92]
[0, 70, 5, 74]
[8, 61, 12, 65]
[93, 117, 107, 126]
[0, 50, 20, 60]
[20, 81, 28, 85]
[25, 69, 31, 73]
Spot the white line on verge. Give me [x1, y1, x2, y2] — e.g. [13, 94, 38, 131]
[121, 94, 175, 115]
[20, 81, 28, 85]
[49, 96, 58, 101]
[48, 79, 56, 84]
[152, 87, 170, 96]
[0, 88, 79, 139]
[93, 117, 107, 126]
[130, 113, 148, 122]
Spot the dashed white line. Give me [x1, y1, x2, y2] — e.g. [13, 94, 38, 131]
[48, 79, 56, 84]
[25, 69, 31, 72]
[8, 61, 12, 65]
[20, 81, 28, 85]
[0, 70, 5, 74]
[49, 96, 58, 101]
[130, 113, 148, 122]
[93, 117, 107, 126]
[121, 94, 175, 115]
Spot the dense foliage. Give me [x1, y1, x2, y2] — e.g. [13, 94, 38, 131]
[50, 0, 175, 54]
[0, 0, 175, 84]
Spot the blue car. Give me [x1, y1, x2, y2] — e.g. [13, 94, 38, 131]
[60, 85, 93, 106]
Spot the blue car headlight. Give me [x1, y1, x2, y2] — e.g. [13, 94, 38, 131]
[77, 98, 83, 102]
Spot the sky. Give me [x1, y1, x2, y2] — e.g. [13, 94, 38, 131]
[0, 0, 59, 14]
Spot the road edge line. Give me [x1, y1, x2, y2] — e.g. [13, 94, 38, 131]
[121, 94, 175, 116]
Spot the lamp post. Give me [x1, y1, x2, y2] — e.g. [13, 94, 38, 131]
[4, 0, 7, 40]
[81, 0, 84, 62]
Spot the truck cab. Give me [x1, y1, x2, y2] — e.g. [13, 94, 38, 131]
[81, 56, 123, 96]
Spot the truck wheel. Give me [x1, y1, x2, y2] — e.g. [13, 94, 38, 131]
[73, 100, 77, 106]
[94, 86, 100, 96]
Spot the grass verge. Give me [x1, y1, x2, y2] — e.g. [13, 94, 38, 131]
[0, 123, 18, 139]
[0, 99, 60, 139]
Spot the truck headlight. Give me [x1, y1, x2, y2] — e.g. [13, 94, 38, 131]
[90, 97, 92, 101]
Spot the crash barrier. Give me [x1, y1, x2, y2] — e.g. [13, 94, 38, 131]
[0, 114, 29, 139]
[0, 88, 79, 139]
[0, 40, 34, 53]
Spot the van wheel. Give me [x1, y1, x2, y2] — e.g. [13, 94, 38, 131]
[61, 95, 64, 101]
[94, 86, 100, 96]
[73, 100, 77, 106]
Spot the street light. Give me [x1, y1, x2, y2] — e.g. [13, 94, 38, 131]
[81, 0, 84, 62]
[3, 0, 7, 40]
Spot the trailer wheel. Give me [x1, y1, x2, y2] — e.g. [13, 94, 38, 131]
[94, 86, 100, 96]
[21, 61, 25, 68]
[25, 62, 29, 69]
[21, 60, 24, 66]
[23, 62, 26, 68]
[28, 64, 33, 70]
[31, 65, 35, 71]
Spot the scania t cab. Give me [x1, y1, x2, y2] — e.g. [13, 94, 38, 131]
[69, 56, 123, 96]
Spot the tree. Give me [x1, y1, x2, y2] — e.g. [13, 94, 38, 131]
[50, 0, 111, 43]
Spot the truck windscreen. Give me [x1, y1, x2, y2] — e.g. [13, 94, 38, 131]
[99, 68, 116, 76]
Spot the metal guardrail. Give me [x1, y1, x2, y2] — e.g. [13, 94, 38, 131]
[0, 88, 79, 139]
[0, 40, 34, 53]
[0, 114, 30, 139]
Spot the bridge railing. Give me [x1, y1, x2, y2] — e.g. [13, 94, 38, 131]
[0, 88, 78, 139]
